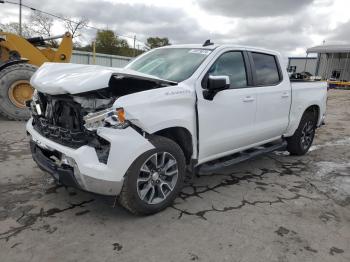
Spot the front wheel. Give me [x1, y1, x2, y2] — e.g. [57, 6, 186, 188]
[286, 111, 316, 155]
[119, 136, 186, 215]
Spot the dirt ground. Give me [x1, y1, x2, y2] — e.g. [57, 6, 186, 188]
[0, 89, 349, 262]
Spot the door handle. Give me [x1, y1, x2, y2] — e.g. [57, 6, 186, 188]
[243, 96, 255, 102]
[281, 92, 290, 98]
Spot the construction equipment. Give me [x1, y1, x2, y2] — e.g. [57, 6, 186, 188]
[0, 31, 72, 120]
[327, 80, 350, 89]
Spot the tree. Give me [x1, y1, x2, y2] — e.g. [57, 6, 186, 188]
[0, 22, 35, 38]
[29, 11, 57, 46]
[63, 16, 88, 39]
[95, 30, 120, 54]
[29, 11, 54, 37]
[146, 37, 170, 49]
[75, 30, 144, 57]
[62, 16, 89, 48]
[94, 29, 136, 56]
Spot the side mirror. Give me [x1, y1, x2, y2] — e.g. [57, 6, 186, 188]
[203, 75, 230, 100]
[207, 75, 230, 91]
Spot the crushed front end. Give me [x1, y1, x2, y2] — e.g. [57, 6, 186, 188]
[30, 91, 113, 163]
[26, 90, 154, 196]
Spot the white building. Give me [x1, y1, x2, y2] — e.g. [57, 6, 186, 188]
[288, 45, 350, 81]
[307, 45, 350, 81]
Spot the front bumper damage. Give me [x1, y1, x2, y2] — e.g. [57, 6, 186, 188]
[30, 141, 81, 188]
[26, 118, 154, 196]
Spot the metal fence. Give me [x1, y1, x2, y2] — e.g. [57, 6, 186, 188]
[71, 50, 132, 68]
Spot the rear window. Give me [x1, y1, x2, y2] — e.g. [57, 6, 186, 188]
[251, 52, 281, 85]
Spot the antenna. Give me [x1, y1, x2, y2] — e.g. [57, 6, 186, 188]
[203, 39, 214, 47]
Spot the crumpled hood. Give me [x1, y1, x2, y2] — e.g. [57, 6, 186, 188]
[30, 62, 176, 95]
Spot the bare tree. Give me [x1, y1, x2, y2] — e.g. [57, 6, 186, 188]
[29, 11, 54, 37]
[0, 22, 35, 38]
[63, 17, 89, 39]
[29, 11, 57, 46]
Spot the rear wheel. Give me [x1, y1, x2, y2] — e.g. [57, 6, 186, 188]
[119, 136, 186, 215]
[0, 63, 37, 121]
[286, 111, 316, 155]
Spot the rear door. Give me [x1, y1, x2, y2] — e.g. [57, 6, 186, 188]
[196, 50, 258, 163]
[248, 52, 291, 142]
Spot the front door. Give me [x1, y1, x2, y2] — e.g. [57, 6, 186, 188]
[196, 51, 257, 164]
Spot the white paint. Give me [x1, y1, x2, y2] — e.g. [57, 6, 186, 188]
[30, 62, 174, 95]
[26, 118, 155, 196]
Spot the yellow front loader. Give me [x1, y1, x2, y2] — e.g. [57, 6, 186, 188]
[0, 32, 73, 120]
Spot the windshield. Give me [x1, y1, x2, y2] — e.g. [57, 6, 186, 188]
[126, 48, 212, 82]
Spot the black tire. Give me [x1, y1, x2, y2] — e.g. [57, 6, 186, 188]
[286, 111, 316, 155]
[0, 63, 37, 121]
[119, 136, 186, 215]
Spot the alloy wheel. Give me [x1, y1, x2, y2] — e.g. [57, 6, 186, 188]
[136, 152, 178, 205]
[300, 120, 315, 150]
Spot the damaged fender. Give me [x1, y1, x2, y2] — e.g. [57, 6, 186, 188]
[26, 118, 155, 195]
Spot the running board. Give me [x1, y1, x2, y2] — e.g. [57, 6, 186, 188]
[197, 140, 287, 175]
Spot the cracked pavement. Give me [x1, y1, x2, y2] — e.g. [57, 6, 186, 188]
[0, 90, 349, 262]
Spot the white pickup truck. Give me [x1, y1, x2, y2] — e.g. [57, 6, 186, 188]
[26, 43, 327, 215]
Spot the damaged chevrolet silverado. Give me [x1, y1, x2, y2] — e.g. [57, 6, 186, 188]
[26, 44, 328, 215]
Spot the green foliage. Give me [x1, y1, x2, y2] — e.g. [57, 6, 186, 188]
[95, 30, 120, 53]
[146, 37, 171, 49]
[76, 30, 144, 57]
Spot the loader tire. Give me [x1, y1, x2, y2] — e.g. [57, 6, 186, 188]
[0, 63, 37, 121]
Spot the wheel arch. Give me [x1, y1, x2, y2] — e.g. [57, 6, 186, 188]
[153, 126, 194, 164]
[285, 102, 322, 137]
[304, 104, 320, 126]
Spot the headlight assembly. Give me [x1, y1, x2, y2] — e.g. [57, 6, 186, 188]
[29, 89, 42, 115]
[83, 107, 129, 131]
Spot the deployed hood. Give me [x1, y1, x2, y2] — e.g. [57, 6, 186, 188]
[30, 62, 177, 95]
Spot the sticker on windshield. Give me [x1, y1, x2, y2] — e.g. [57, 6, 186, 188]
[189, 49, 211, 55]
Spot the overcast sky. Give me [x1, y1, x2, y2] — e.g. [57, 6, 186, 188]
[1, 0, 349, 57]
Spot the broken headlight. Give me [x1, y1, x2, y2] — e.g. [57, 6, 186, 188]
[83, 107, 129, 131]
[29, 89, 43, 115]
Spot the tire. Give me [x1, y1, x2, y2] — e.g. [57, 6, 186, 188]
[0, 63, 37, 121]
[286, 111, 316, 156]
[119, 136, 186, 215]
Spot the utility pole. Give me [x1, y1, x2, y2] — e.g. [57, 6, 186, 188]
[303, 53, 309, 73]
[92, 41, 96, 65]
[133, 35, 136, 57]
[19, 0, 22, 36]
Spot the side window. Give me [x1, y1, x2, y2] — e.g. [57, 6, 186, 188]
[251, 52, 281, 85]
[208, 52, 247, 88]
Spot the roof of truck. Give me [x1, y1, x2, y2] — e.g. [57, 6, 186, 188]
[159, 44, 281, 56]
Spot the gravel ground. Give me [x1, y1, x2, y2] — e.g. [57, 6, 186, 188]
[0, 89, 349, 262]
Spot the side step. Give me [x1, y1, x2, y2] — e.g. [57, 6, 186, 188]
[197, 139, 287, 175]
